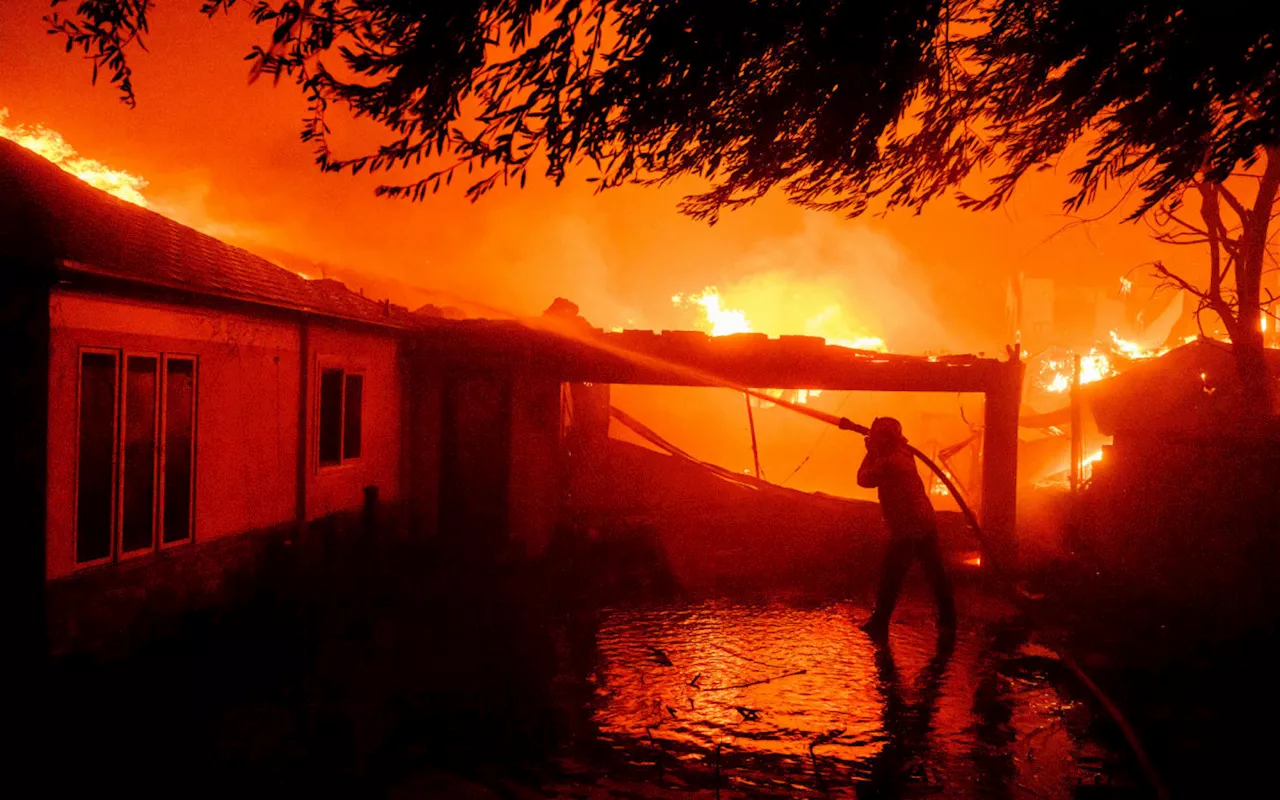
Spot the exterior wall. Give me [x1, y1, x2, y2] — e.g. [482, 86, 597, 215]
[507, 374, 563, 557]
[304, 321, 403, 519]
[45, 289, 410, 654]
[47, 290, 301, 580]
[402, 353, 442, 540]
[438, 370, 513, 552]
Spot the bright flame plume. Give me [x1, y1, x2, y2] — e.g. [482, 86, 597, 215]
[673, 286, 888, 406]
[0, 108, 148, 206]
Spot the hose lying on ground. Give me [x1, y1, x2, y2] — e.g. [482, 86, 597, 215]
[868, 417, 1168, 800]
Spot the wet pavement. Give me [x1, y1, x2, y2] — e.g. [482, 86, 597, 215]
[519, 594, 1141, 798]
[49, 528, 1150, 799]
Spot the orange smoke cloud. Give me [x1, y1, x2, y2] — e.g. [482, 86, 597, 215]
[665, 217, 950, 353]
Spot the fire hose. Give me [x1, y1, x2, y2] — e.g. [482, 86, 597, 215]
[736, 389, 987, 550]
[735, 387, 1168, 799]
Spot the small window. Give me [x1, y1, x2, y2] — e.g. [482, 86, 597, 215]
[318, 367, 363, 466]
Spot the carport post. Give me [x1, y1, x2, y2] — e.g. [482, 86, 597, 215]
[981, 354, 1025, 571]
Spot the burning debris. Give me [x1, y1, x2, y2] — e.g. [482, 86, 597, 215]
[1032, 332, 1205, 398]
[673, 286, 887, 353]
[672, 285, 888, 408]
[1039, 350, 1115, 394]
[1018, 324, 1239, 488]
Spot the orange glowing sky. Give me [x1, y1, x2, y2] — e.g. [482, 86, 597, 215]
[0, 0, 1206, 354]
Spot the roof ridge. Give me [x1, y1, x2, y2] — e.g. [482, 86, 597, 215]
[0, 138, 415, 329]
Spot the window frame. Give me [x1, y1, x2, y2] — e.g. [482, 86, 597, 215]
[73, 348, 121, 569]
[72, 347, 199, 569]
[315, 363, 364, 470]
[159, 353, 199, 549]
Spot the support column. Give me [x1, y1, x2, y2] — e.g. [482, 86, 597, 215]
[981, 355, 1025, 571]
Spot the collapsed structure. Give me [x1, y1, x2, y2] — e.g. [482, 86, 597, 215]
[1, 138, 1025, 656]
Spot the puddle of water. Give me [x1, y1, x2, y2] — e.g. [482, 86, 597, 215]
[534, 599, 1140, 798]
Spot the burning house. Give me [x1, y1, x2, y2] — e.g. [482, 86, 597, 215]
[4, 136, 1031, 656]
[1084, 338, 1280, 492]
[1041, 339, 1280, 595]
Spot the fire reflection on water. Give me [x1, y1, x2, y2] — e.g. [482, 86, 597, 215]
[546, 602, 1132, 798]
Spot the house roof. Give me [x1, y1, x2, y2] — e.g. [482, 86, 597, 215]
[0, 139, 1036, 382]
[0, 138, 419, 328]
[1084, 339, 1280, 436]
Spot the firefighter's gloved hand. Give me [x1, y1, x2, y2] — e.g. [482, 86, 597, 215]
[838, 417, 859, 432]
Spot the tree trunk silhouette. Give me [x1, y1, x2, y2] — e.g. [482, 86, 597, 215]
[1234, 329, 1271, 418]
[1229, 146, 1279, 418]
[1152, 145, 1279, 419]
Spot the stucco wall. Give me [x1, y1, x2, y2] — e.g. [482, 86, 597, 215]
[305, 321, 403, 519]
[47, 290, 405, 580]
[48, 291, 301, 579]
[507, 374, 562, 558]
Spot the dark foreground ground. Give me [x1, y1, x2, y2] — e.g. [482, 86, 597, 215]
[52, 515, 1237, 799]
[1022, 561, 1280, 800]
